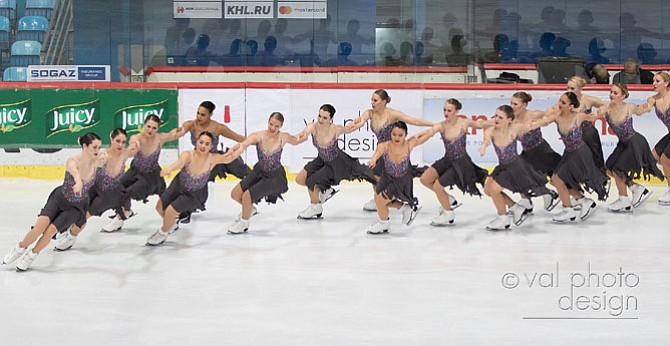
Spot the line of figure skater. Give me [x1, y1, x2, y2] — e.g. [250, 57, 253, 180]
[3, 75, 670, 271]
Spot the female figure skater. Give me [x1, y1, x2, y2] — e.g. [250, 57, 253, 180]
[366, 121, 430, 234]
[54, 129, 138, 251]
[588, 83, 663, 211]
[509, 91, 561, 213]
[479, 105, 551, 231]
[531, 92, 609, 223]
[145, 131, 240, 246]
[296, 104, 375, 219]
[176, 101, 250, 225]
[647, 72, 670, 205]
[3, 133, 102, 271]
[418, 98, 490, 226]
[225, 112, 308, 234]
[102, 114, 183, 232]
[347, 89, 435, 212]
[566, 76, 608, 173]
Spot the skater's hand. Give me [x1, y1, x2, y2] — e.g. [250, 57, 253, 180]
[478, 144, 486, 157]
[73, 180, 83, 194]
[160, 168, 171, 177]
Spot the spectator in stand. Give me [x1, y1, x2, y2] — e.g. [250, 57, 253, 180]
[612, 58, 650, 84]
[184, 34, 218, 66]
[587, 63, 610, 84]
[637, 42, 659, 64]
[323, 42, 358, 67]
[586, 37, 610, 64]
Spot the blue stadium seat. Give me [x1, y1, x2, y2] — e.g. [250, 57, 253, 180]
[17, 16, 48, 42]
[10, 40, 41, 66]
[25, 0, 54, 20]
[3, 66, 27, 81]
[0, 0, 15, 21]
[0, 15, 9, 49]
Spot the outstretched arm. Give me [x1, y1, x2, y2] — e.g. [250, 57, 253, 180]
[217, 123, 246, 143]
[580, 106, 606, 123]
[345, 110, 372, 132]
[410, 123, 441, 146]
[159, 126, 186, 144]
[368, 142, 387, 169]
[66, 157, 83, 193]
[466, 117, 494, 129]
[284, 129, 308, 146]
[478, 127, 492, 157]
[391, 109, 434, 127]
[529, 111, 557, 130]
[123, 140, 140, 159]
[227, 132, 260, 160]
[160, 151, 192, 177]
[631, 99, 654, 116]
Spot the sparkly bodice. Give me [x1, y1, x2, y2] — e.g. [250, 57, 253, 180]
[519, 127, 544, 150]
[606, 114, 635, 141]
[441, 131, 467, 160]
[178, 165, 210, 192]
[372, 122, 393, 143]
[256, 138, 283, 172]
[190, 128, 220, 153]
[62, 171, 95, 203]
[382, 149, 410, 178]
[133, 146, 161, 172]
[312, 132, 338, 162]
[492, 138, 519, 164]
[654, 105, 670, 132]
[559, 122, 584, 152]
[95, 163, 125, 191]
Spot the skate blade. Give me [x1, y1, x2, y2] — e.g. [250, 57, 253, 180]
[430, 221, 455, 227]
[321, 189, 339, 204]
[485, 225, 511, 231]
[297, 214, 323, 220]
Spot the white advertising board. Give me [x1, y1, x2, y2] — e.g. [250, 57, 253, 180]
[174, 1, 222, 19]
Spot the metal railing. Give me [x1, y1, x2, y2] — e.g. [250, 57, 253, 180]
[43, 0, 72, 65]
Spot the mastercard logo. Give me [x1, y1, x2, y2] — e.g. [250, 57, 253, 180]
[279, 6, 293, 14]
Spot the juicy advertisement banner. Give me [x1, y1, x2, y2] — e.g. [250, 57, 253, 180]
[0, 89, 178, 148]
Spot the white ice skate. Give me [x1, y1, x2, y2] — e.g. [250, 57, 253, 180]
[607, 196, 632, 213]
[146, 228, 169, 246]
[2, 245, 26, 265]
[543, 191, 560, 211]
[319, 188, 339, 204]
[578, 197, 597, 220]
[298, 204, 323, 219]
[228, 218, 250, 234]
[15, 250, 38, 271]
[430, 210, 455, 226]
[101, 218, 124, 233]
[400, 204, 422, 226]
[485, 214, 512, 231]
[366, 219, 390, 234]
[54, 232, 77, 251]
[508, 202, 530, 226]
[630, 184, 651, 208]
[362, 199, 377, 212]
[659, 189, 670, 206]
[552, 207, 576, 223]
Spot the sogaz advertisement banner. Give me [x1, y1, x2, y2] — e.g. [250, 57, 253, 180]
[0, 89, 178, 148]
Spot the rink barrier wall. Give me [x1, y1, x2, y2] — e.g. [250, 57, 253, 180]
[1, 82, 667, 185]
